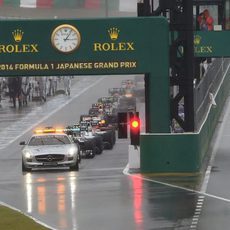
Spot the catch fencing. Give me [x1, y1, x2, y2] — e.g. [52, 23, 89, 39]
[194, 57, 230, 130]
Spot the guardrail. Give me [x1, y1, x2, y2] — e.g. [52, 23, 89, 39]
[194, 58, 230, 130]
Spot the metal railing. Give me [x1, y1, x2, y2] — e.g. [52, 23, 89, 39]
[194, 57, 230, 130]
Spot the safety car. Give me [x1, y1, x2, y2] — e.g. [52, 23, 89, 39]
[20, 127, 81, 172]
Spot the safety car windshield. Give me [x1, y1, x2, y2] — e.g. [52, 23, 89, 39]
[28, 135, 71, 146]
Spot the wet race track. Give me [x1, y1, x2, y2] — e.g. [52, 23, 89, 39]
[0, 75, 202, 230]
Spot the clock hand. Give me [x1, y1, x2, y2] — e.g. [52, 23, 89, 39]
[64, 38, 76, 41]
[64, 30, 72, 41]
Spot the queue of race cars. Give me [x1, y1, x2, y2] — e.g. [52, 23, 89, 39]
[20, 79, 144, 172]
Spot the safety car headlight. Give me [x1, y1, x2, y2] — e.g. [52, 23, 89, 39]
[23, 150, 32, 159]
[68, 146, 77, 157]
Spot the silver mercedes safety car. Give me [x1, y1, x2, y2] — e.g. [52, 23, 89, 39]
[20, 127, 81, 172]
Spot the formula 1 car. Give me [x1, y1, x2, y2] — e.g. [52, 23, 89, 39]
[80, 115, 116, 150]
[66, 123, 103, 158]
[97, 96, 119, 105]
[121, 79, 135, 89]
[95, 126, 116, 149]
[65, 125, 96, 158]
[117, 94, 136, 113]
[88, 100, 118, 128]
[79, 122, 104, 154]
[108, 87, 125, 97]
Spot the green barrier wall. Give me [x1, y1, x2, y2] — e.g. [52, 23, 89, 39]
[140, 62, 230, 173]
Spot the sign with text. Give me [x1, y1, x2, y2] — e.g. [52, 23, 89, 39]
[0, 17, 168, 76]
[194, 31, 230, 57]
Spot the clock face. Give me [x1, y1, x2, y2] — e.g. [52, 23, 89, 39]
[51, 24, 81, 53]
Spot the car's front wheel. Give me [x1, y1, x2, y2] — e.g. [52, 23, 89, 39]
[22, 160, 31, 172]
[77, 153, 81, 164]
[70, 161, 79, 171]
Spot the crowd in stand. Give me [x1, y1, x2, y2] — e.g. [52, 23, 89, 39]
[197, 9, 214, 31]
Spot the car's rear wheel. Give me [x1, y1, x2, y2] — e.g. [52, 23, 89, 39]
[108, 141, 113, 149]
[104, 141, 113, 150]
[86, 150, 95, 159]
[94, 146, 103, 155]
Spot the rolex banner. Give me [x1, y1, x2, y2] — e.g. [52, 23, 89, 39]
[0, 0, 100, 8]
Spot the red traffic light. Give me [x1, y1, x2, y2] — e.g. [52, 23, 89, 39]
[131, 119, 140, 129]
[130, 117, 140, 145]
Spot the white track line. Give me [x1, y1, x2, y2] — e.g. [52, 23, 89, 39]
[123, 164, 230, 203]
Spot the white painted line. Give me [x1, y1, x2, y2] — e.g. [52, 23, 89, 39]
[123, 163, 230, 204]
[201, 192, 230, 203]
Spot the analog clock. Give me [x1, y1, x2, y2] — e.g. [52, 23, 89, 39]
[51, 24, 81, 53]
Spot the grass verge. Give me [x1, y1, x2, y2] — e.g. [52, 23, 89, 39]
[0, 205, 49, 230]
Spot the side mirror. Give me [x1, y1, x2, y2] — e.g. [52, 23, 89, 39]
[20, 141, 26, 145]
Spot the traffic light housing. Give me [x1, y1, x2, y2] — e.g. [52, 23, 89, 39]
[130, 114, 140, 146]
[117, 112, 128, 138]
